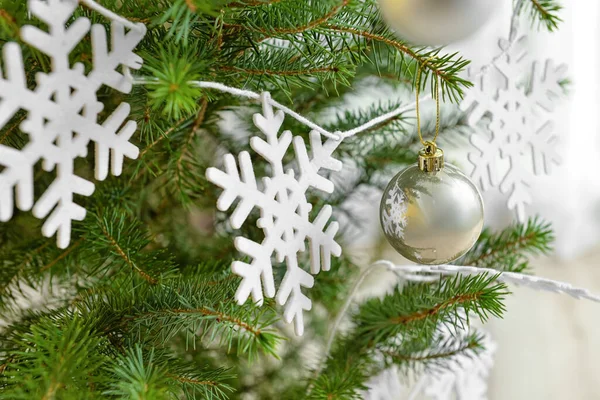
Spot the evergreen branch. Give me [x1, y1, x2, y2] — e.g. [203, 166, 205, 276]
[227, 0, 283, 7]
[353, 274, 508, 347]
[122, 274, 282, 359]
[456, 217, 554, 273]
[0, 115, 25, 145]
[40, 237, 84, 272]
[104, 345, 172, 398]
[323, 24, 471, 101]
[389, 292, 483, 325]
[0, 315, 111, 399]
[0, 235, 84, 310]
[184, 0, 198, 13]
[165, 363, 234, 399]
[144, 42, 207, 120]
[523, 0, 562, 31]
[382, 331, 484, 373]
[220, 65, 340, 76]
[168, 373, 217, 386]
[81, 211, 176, 284]
[0, 9, 20, 39]
[306, 339, 373, 400]
[139, 115, 189, 157]
[98, 221, 158, 285]
[158, 307, 263, 337]
[225, 0, 349, 34]
[384, 341, 477, 363]
[172, 98, 209, 202]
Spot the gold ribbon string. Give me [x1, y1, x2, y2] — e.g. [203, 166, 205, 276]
[415, 61, 441, 149]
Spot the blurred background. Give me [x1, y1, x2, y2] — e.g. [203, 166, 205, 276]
[358, 1, 600, 398]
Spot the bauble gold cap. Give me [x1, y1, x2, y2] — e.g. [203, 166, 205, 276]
[418, 141, 444, 173]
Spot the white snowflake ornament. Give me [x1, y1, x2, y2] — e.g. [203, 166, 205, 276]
[206, 92, 343, 335]
[460, 36, 566, 221]
[0, 0, 146, 248]
[423, 327, 497, 400]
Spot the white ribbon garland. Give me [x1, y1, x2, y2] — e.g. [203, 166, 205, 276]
[375, 260, 600, 303]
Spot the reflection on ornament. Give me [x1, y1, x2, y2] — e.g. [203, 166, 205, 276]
[377, 0, 498, 45]
[380, 146, 484, 265]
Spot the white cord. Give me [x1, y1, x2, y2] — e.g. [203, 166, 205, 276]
[79, 0, 145, 32]
[134, 77, 423, 141]
[374, 260, 600, 303]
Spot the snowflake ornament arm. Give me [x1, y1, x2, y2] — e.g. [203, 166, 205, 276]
[0, 0, 145, 248]
[207, 93, 343, 335]
[423, 327, 496, 400]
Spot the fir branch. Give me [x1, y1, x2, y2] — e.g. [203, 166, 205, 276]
[389, 292, 484, 325]
[353, 274, 508, 347]
[123, 274, 282, 359]
[227, 0, 283, 8]
[98, 221, 158, 285]
[81, 210, 176, 285]
[0, 315, 111, 399]
[225, 0, 349, 35]
[220, 64, 340, 76]
[39, 237, 84, 272]
[382, 331, 484, 373]
[155, 307, 263, 337]
[169, 369, 234, 400]
[144, 41, 208, 120]
[0, 8, 20, 39]
[523, 0, 562, 31]
[456, 217, 554, 273]
[306, 339, 372, 400]
[139, 115, 190, 157]
[0, 115, 25, 145]
[104, 345, 172, 398]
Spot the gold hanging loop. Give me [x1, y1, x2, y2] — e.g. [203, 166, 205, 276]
[415, 60, 444, 172]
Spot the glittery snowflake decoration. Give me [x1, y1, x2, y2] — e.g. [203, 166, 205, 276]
[460, 36, 567, 221]
[381, 182, 407, 239]
[206, 92, 343, 335]
[0, 0, 145, 248]
[423, 327, 497, 400]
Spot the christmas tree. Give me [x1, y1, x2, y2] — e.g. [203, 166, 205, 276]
[0, 0, 567, 399]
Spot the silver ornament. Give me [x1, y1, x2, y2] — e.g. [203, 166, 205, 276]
[380, 145, 483, 264]
[377, 0, 498, 46]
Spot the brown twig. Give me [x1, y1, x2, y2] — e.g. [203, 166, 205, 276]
[0, 115, 25, 145]
[390, 292, 483, 325]
[40, 238, 83, 272]
[141, 307, 262, 336]
[98, 223, 158, 285]
[139, 115, 189, 157]
[469, 232, 538, 266]
[225, 0, 348, 35]
[220, 65, 339, 76]
[382, 340, 479, 363]
[227, 0, 282, 7]
[168, 373, 218, 386]
[324, 24, 444, 79]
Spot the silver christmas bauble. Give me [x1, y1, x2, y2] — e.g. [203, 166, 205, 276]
[380, 151, 484, 264]
[377, 0, 498, 46]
